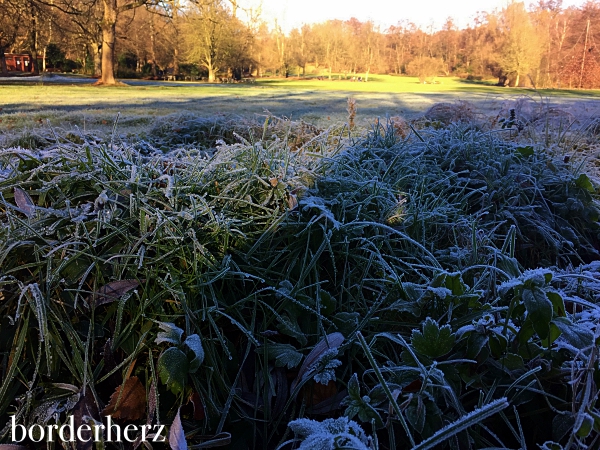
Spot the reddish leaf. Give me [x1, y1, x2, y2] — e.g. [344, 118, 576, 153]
[189, 392, 205, 421]
[102, 376, 146, 421]
[302, 379, 338, 407]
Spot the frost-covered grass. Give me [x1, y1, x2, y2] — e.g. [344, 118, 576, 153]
[1, 111, 600, 449]
[2, 80, 600, 136]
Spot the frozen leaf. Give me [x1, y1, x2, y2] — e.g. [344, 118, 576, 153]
[262, 343, 303, 369]
[155, 322, 184, 345]
[553, 317, 594, 352]
[288, 417, 371, 450]
[522, 288, 552, 340]
[13, 187, 35, 217]
[291, 332, 344, 393]
[183, 334, 204, 372]
[411, 317, 455, 359]
[444, 272, 467, 296]
[92, 280, 140, 307]
[102, 376, 146, 421]
[158, 347, 188, 394]
[169, 408, 188, 450]
[347, 373, 361, 400]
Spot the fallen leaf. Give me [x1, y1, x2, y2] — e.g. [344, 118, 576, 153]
[169, 408, 188, 450]
[14, 187, 35, 217]
[72, 388, 99, 450]
[91, 279, 142, 307]
[102, 376, 146, 421]
[287, 193, 298, 211]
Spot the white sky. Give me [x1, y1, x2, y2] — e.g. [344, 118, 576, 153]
[238, 0, 588, 32]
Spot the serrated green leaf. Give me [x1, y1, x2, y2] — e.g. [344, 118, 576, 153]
[522, 289, 552, 340]
[262, 343, 303, 369]
[183, 334, 204, 373]
[411, 317, 455, 359]
[158, 347, 188, 394]
[155, 322, 184, 345]
[445, 272, 466, 296]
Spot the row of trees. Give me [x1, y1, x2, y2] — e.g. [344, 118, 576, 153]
[1, 0, 599, 88]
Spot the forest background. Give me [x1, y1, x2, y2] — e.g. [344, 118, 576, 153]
[1, 0, 599, 89]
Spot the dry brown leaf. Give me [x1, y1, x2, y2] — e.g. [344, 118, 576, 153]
[14, 187, 35, 217]
[102, 376, 146, 421]
[287, 193, 298, 211]
[90, 279, 142, 307]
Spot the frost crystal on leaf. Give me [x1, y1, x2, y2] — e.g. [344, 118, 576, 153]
[288, 417, 372, 450]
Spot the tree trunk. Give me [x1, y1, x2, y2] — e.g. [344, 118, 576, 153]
[150, 17, 158, 78]
[208, 66, 216, 82]
[89, 42, 102, 76]
[173, 46, 179, 76]
[28, 1, 40, 75]
[514, 72, 520, 87]
[0, 49, 8, 75]
[100, 0, 118, 84]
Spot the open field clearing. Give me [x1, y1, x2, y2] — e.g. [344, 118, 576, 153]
[2, 76, 600, 135]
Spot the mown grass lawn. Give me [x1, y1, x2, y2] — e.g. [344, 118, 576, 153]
[2, 75, 600, 136]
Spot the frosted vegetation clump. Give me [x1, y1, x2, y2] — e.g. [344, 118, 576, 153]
[1, 113, 600, 449]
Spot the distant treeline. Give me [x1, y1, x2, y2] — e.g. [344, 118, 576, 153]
[1, 0, 599, 87]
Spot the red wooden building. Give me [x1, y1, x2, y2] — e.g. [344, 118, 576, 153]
[4, 54, 35, 73]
